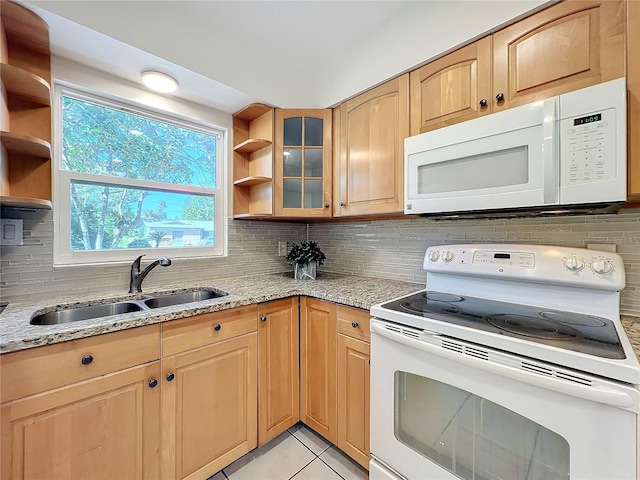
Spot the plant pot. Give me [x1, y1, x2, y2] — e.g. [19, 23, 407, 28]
[294, 261, 317, 280]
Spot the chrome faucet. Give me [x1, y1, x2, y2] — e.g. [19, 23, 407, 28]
[129, 255, 172, 293]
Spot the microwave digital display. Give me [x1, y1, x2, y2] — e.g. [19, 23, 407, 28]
[573, 113, 602, 126]
[494, 253, 510, 259]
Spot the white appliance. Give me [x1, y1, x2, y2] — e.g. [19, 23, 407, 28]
[404, 78, 627, 218]
[369, 244, 640, 480]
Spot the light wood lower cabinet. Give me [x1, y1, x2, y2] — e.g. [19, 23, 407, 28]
[300, 297, 337, 443]
[1, 361, 161, 480]
[258, 297, 300, 445]
[161, 332, 257, 480]
[337, 334, 370, 470]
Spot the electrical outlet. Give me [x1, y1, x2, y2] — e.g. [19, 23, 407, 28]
[278, 241, 288, 257]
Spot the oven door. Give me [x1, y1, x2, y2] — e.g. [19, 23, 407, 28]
[370, 319, 639, 480]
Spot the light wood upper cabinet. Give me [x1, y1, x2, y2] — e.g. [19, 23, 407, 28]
[410, 37, 492, 135]
[274, 109, 332, 217]
[300, 297, 337, 443]
[627, 0, 640, 201]
[334, 74, 409, 217]
[257, 298, 300, 445]
[162, 333, 257, 480]
[492, 0, 625, 111]
[0, 0, 53, 209]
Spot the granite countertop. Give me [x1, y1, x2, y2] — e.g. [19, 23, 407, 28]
[1, 272, 639, 361]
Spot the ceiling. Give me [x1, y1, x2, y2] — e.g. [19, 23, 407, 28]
[23, 1, 548, 114]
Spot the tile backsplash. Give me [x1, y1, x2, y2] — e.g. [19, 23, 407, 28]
[0, 209, 305, 304]
[1, 208, 639, 316]
[310, 208, 640, 316]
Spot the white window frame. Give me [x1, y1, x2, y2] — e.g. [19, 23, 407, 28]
[53, 84, 226, 266]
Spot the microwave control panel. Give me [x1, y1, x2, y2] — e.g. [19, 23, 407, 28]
[560, 107, 616, 186]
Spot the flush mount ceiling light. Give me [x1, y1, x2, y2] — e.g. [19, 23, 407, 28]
[141, 71, 178, 93]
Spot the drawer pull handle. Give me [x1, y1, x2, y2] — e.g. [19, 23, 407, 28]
[260, 315, 267, 322]
[81, 355, 93, 365]
[214, 323, 222, 331]
[166, 373, 175, 382]
[351, 322, 359, 328]
[495, 93, 505, 102]
[479, 98, 487, 107]
[149, 379, 158, 388]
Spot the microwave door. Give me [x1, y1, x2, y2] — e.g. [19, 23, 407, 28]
[405, 99, 559, 215]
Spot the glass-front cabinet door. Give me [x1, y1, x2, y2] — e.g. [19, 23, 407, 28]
[275, 109, 332, 217]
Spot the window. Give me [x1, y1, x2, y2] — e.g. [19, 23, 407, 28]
[54, 86, 225, 265]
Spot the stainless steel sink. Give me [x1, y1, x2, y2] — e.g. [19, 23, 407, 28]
[30, 302, 143, 325]
[143, 289, 228, 309]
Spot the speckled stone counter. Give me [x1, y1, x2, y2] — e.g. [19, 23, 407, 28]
[0, 272, 420, 354]
[1, 272, 639, 362]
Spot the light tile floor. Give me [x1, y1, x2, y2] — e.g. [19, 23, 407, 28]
[207, 423, 369, 480]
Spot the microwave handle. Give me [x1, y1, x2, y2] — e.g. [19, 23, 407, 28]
[371, 321, 635, 409]
[543, 97, 560, 204]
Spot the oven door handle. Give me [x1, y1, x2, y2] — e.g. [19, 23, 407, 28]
[371, 323, 635, 408]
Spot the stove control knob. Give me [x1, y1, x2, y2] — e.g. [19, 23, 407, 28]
[443, 251, 455, 263]
[591, 259, 614, 275]
[564, 254, 584, 272]
[429, 250, 440, 262]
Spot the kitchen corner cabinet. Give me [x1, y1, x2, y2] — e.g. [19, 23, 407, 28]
[300, 297, 337, 443]
[337, 306, 371, 469]
[257, 297, 300, 445]
[627, 0, 640, 200]
[274, 109, 333, 217]
[161, 306, 258, 480]
[334, 74, 409, 217]
[232, 104, 274, 218]
[0, 325, 162, 480]
[0, 0, 53, 209]
[410, 0, 625, 134]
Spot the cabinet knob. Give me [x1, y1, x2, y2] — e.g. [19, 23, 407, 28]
[214, 323, 221, 331]
[81, 355, 93, 365]
[149, 379, 158, 388]
[479, 99, 487, 107]
[339, 202, 345, 207]
[260, 315, 267, 322]
[324, 203, 330, 208]
[166, 373, 175, 382]
[351, 322, 359, 328]
[495, 93, 505, 102]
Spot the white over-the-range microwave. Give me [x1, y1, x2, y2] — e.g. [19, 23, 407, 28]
[404, 78, 627, 218]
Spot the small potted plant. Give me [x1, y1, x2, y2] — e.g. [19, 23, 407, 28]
[286, 240, 326, 280]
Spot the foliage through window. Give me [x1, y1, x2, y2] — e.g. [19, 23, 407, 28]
[55, 88, 225, 264]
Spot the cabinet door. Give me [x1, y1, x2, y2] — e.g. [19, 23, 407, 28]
[410, 37, 492, 135]
[162, 333, 257, 480]
[1, 362, 161, 480]
[258, 297, 300, 446]
[335, 75, 409, 216]
[492, 0, 625, 111]
[300, 297, 337, 443]
[275, 109, 332, 217]
[628, 0, 640, 200]
[337, 334, 370, 470]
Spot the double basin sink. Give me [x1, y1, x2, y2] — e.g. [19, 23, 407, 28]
[30, 289, 228, 326]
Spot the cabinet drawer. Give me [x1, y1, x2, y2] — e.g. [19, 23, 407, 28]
[0, 324, 160, 403]
[162, 305, 258, 356]
[337, 305, 371, 343]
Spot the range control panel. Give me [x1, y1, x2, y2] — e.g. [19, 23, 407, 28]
[423, 244, 625, 291]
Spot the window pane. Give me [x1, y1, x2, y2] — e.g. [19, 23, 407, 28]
[304, 149, 323, 177]
[283, 179, 302, 208]
[283, 148, 302, 177]
[304, 179, 323, 208]
[283, 117, 302, 146]
[61, 96, 217, 188]
[70, 181, 215, 251]
[304, 117, 323, 146]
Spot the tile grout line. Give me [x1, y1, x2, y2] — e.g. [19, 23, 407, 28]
[317, 454, 347, 480]
[286, 457, 317, 480]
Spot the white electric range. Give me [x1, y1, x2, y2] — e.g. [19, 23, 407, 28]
[369, 243, 640, 480]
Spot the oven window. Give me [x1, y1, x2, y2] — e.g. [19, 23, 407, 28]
[394, 372, 569, 480]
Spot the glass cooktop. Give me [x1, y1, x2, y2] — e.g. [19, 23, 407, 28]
[380, 291, 625, 359]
